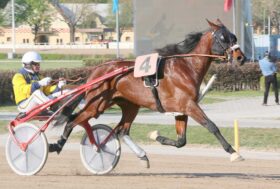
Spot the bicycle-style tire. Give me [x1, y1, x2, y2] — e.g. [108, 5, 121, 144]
[6, 123, 48, 176]
[80, 124, 121, 175]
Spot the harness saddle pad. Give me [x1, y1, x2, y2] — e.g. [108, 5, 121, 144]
[134, 53, 159, 77]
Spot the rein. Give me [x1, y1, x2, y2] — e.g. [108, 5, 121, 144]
[51, 76, 88, 85]
[163, 53, 226, 60]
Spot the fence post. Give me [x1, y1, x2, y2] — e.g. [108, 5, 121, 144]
[234, 119, 240, 153]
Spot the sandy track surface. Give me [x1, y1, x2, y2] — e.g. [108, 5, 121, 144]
[0, 146, 279, 189]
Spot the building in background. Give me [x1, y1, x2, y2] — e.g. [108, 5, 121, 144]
[0, 3, 134, 46]
[254, 34, 280, 60]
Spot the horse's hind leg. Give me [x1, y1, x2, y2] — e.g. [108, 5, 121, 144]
[115, 100, 150, 168]
[48, 110, 91, 154]
[49, 93, 112, 154]
[149, 115, 188, 148]
[115, 99, 140, 136]
[185, 101, 244, 162]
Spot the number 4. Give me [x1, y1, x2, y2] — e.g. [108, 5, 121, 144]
[140, 56, 151, 73]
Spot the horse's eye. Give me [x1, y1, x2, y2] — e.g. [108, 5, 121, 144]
[220, 35, 225, 41]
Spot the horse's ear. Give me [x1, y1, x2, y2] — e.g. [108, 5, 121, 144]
[206, 19, 220, 31]
[216, 18, 224, 26]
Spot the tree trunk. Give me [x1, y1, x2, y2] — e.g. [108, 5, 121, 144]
[69, 25, 75, 44]
[118, 27, 122, 41]
[33, 25, 39, 44]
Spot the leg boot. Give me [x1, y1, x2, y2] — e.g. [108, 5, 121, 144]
[48, 135, 67, 154]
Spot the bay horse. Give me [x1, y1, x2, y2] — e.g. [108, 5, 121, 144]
[54, 19, 246, 165]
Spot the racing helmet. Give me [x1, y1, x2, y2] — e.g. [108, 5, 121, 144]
[22, 51, 42, 64]
[21, 51, 42, 73]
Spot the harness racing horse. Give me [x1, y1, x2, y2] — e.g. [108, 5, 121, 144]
[57, 19, 246, 166]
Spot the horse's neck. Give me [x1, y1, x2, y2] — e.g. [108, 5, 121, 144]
[189, 33, 213, 85]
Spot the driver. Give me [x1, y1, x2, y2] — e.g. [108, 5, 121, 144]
[12, 51, 66, 114]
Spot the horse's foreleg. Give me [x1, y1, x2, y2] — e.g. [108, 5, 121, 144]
[149, 115, 188, 148]
[185, 101, 244, 162]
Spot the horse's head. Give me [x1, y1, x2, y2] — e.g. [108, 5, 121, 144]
[207, 19, 246, 65]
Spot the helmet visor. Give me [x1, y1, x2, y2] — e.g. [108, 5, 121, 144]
[31, 61, 40, 66]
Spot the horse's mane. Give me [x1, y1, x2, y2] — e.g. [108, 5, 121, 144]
[155, 32, 203, 56]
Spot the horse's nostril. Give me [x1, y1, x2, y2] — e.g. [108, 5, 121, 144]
[237, 56, 242, 61]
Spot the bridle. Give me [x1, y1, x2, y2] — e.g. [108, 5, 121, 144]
[211, 30, 229, 52]
[211, 27, 241, 61]
[163, 27, 241, 61]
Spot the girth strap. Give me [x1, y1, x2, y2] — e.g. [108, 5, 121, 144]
[144, 77, 165, 113]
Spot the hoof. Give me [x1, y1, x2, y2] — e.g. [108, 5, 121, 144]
[148, 130, 160, 141]
[140, 155, 150, 168]
[48, 144, 62, 154]
[230, 152, 245, 162]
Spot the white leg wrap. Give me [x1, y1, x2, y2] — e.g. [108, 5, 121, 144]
[122, 135, 146, 158]
[148, 130, 160, 141]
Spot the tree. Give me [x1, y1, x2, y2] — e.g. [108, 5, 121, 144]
[0, 0, 10, 26]
[252, 0, 280, 34]
[15, 0, 53, 43]
[0, 0, 9, 9]
[78, 12, 99, 28]
[51, 0, 91, 43]
[0, 13, 5, 26]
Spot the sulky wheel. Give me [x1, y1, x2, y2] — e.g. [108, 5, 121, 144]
[80, 124, 121, 175]
[5, 123, 48, 176]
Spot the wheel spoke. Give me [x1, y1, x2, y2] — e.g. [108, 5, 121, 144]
[25, 153, 28, 172]
[11, 152, 23, 162]
[99, 150, 105, 170]
[94, 129, 101, 145]
[88, 152, 98, 165]
[101, 147, 117, 157]
[27, 148, 43, 161]
[96, 130, 107, 170]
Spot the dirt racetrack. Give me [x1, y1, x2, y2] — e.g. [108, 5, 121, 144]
[0, 146, 279, 189]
